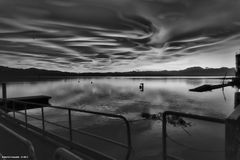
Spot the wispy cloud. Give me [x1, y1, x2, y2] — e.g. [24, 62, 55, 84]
[0, 0, 239, 72]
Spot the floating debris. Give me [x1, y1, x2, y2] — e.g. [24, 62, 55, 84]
[141, 112, 162, 120]
[141, 112, 192, 128]
[167, 115, 192, 127]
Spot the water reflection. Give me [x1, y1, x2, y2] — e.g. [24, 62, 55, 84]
[2, 77, 238, 160]
[3, 77, 234, 117]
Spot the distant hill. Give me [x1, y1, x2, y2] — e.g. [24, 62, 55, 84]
[0, 66, 78, 78]
[78, 67, 236, 76]
[155, 67, 235, 76]
[0, 66, 236, 79]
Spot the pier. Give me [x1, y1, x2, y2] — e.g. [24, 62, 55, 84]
[0, 95, 51, 112]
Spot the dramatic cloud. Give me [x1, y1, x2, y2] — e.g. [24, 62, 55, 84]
[0, 0, 240, 72]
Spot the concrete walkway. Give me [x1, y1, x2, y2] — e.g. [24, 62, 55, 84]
[0, 115, 63, 160]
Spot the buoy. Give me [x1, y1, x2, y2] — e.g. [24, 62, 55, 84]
[139, 83, 144, 92]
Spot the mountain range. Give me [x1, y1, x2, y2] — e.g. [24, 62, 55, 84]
[0, 66, 235, 79]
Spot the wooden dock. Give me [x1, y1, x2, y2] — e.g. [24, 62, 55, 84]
[0, 95, 51, 112]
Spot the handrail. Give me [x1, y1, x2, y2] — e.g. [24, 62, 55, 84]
[162, 111, 225, 160]
[0, 111, 116, 160]
[5, 99, 132, 151]
[0, 124, 37, 160]
[54, 148, 84, 160]
[15, 110, 129, 148]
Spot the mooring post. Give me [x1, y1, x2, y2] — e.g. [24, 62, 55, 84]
[139, 83, 144, 92]
[225, 105, 240, 160]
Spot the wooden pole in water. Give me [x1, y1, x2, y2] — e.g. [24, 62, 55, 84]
[139, 83, 144, 92]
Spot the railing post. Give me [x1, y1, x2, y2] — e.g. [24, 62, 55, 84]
[68, 109, 72, 141]
[24, 104, 28, 129]
[13, 102, 15, 119]
[41, 106, 45, 133]
[225, 106, 240, 160]
[2, 83, 7, 109]
[162, 112, 167, 160]
[2, 83, 6, 99]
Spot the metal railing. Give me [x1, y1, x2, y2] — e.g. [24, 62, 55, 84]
[1, 99, 132, 160]
[0, 124, 37, 160]
[54, 148, 85, 160]
[162, 111, 225, 160]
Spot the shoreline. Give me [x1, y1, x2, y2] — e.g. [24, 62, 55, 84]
[0, 75, 234, 83]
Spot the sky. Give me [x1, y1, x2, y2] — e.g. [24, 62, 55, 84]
[0, 0, 240, 72]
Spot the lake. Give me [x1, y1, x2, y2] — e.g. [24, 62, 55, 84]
[1, 77, 236, 160]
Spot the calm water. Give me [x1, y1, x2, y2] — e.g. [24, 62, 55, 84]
[1, 77, 237, 160]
